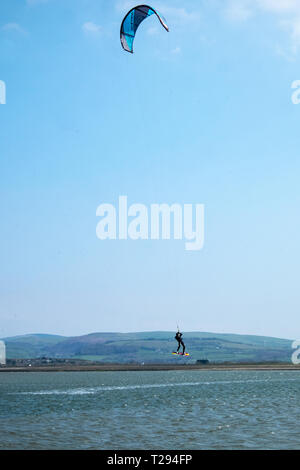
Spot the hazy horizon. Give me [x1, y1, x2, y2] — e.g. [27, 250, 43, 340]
[1, 328, 296, 342]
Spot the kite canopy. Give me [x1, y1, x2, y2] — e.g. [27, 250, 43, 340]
[120, 4, 169, 53]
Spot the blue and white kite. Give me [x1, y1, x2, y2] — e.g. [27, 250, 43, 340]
[120, 4, 169, 53]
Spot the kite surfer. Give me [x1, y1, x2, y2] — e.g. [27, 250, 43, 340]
[175, 329, 185, 355]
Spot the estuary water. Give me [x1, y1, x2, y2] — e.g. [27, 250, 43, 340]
[0, 370, 299, 449]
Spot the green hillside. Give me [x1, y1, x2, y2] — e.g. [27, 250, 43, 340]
[1, 331, 294, 363]
[1, 334, 67, 359]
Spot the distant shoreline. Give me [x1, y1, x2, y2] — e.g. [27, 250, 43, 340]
[1, 363, 300, 372]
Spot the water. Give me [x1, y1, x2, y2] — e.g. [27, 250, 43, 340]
[0, 370, 299, 449]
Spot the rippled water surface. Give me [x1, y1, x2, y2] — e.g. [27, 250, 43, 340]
[0, 370, 299, 449]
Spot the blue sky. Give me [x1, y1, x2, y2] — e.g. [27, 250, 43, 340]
[1, 0, 300, 339]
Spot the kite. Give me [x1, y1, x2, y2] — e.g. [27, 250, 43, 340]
[120, 5, 169, 53]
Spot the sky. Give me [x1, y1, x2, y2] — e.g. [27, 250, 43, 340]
[1, 0, 300, 339]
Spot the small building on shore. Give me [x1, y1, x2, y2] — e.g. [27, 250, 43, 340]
[0, 341, 6, 365]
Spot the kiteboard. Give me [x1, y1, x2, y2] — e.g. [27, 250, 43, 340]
[172, 352, 190, 356]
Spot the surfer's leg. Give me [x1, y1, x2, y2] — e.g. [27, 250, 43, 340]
[181, 341, 185, 354]
[177, 341, 180, 352]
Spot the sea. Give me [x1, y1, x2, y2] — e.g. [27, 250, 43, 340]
[0, 370, 299, 450]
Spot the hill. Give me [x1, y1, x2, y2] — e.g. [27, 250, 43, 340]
[1, 331, 294, 363]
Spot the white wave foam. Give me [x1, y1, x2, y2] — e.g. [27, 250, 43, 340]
[13, 377, 298, 396]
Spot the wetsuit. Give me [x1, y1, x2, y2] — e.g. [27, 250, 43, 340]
[175, 331, 185, 354]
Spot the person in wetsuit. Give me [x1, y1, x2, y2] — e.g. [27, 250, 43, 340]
[175, 330, 185, 354]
